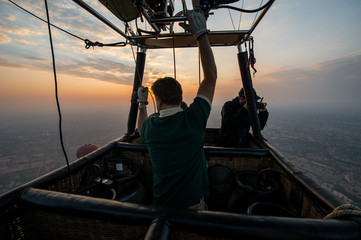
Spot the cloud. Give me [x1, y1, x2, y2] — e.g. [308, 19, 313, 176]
[57, 57, 136, 84]
[19, 54, 137, 84]
[13, 37, 38, 45]
[257, 50, 361, 106]
[0, 32, 11, 44]
[46, 1, 121, 44]
[22, 56, 48, 62]
[1, 53, 149, 85]
[7, 15, 16, 21]
[0, 56, 24, 68]
[0, 19, 44, 37]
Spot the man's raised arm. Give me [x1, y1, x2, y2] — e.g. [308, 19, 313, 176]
[196, 34, 217, 103]
[180, 11, 217, 103]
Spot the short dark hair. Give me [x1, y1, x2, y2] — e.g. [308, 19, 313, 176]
[151, 77, 183, 105]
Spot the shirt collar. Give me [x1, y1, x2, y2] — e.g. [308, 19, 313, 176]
[159, 107, 183, 117]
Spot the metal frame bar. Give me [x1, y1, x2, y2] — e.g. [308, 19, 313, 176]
[150, 16, 187, 23]
[129, 30, 247, 40]
[72, 0, 130, 40]
[242, 0, 275, 42]
[139, 6, 161, 33]
[72, 0, 275, 48]
[126, 48, 147, 137]
[129, 30, 249, 48]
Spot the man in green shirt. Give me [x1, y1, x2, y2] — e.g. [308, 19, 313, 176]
[137, 10, 217, 209]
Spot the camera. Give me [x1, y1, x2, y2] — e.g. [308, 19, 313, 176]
[256, 102, 266, 109]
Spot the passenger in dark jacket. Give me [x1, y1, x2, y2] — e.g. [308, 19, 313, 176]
[217, 88, 268, 147]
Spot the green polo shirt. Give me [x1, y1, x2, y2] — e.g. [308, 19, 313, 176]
[141, 96, 210, 207]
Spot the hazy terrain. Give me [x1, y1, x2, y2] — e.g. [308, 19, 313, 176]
[1, 105, 360, 207]
[263, 106, 361, 207]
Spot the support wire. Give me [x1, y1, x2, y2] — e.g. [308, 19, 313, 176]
[44, 0, 72, 192]
[251, 0, 264, 27]
[237, 0, 244, 30]
[9, 0, 84, 41]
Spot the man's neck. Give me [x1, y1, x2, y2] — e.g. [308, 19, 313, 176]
[158, 104, 180, 111]
[159, 105, 183, 118]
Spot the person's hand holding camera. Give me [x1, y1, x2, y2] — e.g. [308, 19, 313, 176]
[256, 98, 267, 112]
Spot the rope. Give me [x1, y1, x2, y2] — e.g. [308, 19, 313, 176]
[324, 204, 361, 219]
[9, 0, 127, 49]
[172, 32, 177, 79]
[9, 0, 84, 41]
[84, 39, 126, 49]
[44, 0, 72, 193]
[149, 91, 157, 114]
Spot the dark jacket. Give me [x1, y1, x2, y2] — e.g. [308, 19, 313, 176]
[217, 97, 268, 147]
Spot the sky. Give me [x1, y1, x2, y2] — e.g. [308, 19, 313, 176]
[1, 0, 361, 118]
